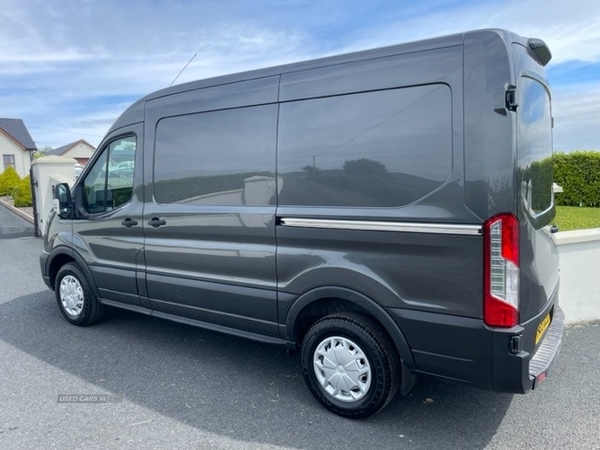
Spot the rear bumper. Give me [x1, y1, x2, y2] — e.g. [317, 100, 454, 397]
[528, 305, 564, 388]
[387, 300, 564, 394]
[488, 303, 563, 393]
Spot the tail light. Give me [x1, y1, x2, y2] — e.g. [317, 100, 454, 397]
[483, 214, 520, 327]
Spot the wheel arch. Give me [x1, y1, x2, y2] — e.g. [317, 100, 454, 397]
[46, 247, 98, 296]
[285, 286, 416, 371]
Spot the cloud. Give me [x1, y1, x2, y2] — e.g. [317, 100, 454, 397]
[552, 82, 600, 151]
[0, 0, 598, 150]
[337, 0, 600, 66]
[0, 0, 321, 147]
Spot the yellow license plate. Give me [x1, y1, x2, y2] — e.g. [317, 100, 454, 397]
[535, 314, 551, 345]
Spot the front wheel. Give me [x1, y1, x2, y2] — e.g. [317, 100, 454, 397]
[300, 313, 399, 419]
[55, 263, 104, 326]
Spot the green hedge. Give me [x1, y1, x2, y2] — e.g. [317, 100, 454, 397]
[554, 151, 600, 207]
[13, 176, 33, 207]
[0, 167, 21, 196]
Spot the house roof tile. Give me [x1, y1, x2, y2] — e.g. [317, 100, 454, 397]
[47, 139, 95, 156]
[0, 118, 36, 150]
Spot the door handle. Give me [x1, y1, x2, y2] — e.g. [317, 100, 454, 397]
[148, 217, 167, 228]
[121, 218, 138, 228]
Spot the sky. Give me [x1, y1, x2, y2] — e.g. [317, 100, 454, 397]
[1, 0, 599, 152]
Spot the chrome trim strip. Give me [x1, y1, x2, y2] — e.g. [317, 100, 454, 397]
[279, 218, 482, 235]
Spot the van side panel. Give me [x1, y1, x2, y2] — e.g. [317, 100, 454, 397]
[280, 46, 463, 101]
[141, 78, 281, 337]
[463, 30, 517, 221]
[276, 227, 483, 315]
[276, 46, 485, 320]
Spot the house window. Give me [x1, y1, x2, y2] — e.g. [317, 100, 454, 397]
[2, 154, 15, 171]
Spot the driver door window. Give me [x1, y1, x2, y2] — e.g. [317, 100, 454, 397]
[82, 136, 136, 214]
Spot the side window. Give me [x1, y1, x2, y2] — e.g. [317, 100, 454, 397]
[153, 105, 277, 205]
[278, 85, 452, 207]
[82, 136, 136, 214]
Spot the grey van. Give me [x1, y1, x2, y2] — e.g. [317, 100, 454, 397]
[41, 29, 563, 418]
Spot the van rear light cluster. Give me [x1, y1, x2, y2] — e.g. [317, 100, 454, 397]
[483, 214, 520, 328]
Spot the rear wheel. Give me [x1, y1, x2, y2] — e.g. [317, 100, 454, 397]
[300, 313, 399, 418]
[55, 263, 104, 326]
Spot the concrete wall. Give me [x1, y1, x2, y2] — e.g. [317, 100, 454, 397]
[554, 229, 600, 323]
[31, 155, 76, 236]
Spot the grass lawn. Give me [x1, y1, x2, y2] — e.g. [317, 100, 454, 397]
[554, 206, 600, 231]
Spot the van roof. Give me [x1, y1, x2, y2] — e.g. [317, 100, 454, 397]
[108, 28, 526, 134]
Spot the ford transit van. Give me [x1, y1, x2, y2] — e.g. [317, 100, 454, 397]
[41, 29, 563, 418]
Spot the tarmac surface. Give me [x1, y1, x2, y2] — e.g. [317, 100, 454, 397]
[0, 203, 599, 449]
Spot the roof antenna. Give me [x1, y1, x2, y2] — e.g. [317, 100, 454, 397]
[170, 53, 197, 86]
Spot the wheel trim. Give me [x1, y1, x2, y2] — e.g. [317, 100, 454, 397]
[59, 275, 84, 318]
[313, 336, 371, 402]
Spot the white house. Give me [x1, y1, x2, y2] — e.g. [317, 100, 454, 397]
[46, 139, 96, 165]
[0, 118, 36, 178]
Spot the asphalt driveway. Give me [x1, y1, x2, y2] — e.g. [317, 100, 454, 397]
[0, 204, 598, 449]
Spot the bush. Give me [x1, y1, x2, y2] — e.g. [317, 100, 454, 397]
[0, 167, 21, 196]
[13, 176, 33, 207]
[554, 151, 600, 207]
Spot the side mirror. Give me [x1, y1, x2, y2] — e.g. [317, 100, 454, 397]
[54, 183, 72, 218]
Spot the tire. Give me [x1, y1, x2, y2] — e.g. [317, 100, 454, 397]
[301, 313, 400, 419]
[55, 262, 104, 326]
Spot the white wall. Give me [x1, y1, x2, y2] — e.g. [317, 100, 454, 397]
[62, 141, 95, 161]
[31, 156, 76, 236]
[0, 132, 30, 178]
[555, 229, 600, 323]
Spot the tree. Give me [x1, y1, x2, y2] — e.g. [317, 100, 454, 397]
[302, 165, 320, 177]
[13, 176, 33, 207]
[34, 145, 53, 159]
[343, 158, 389, 177]
[0, 167, 21, 196]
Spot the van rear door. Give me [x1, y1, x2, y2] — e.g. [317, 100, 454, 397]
[515, 71, 560, 324]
